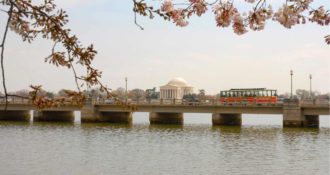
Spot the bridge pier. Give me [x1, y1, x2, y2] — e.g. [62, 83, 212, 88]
[81, 101, 132, 123]
[0, 110, 31, 121]
[303, 115, 319, 128]
[212, 113, 242, 126]
[282, 99, 303, 127]
[98, 112, 132, 123]
[149, 112, 183, 124]
[283, 99, 319, 128]
[81, 103, 99, 122]
[33, 111, 74, 122]
[81, 110, 132, 124]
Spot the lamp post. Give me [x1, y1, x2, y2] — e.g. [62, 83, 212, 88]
[290, 70, 293, 99]
[309, 74, 312, 99]
[125, 77, 128, 103]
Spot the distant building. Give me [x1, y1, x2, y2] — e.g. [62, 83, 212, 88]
[160, 77, 193, 99]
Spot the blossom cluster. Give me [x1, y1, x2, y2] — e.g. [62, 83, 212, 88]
[309, 6, 330, 26]
[274, 4, 301, 28]
[135, 0, 329, 43]
[189, 0, 208, 16]
[212, 2, 248, 35]
[1, 0, 120, 109]
[248, 6, 273, 30]
[213, 2, 238, 27]
[161, 0, 189, 27]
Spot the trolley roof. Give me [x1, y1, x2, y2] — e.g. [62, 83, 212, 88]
[222, 88, 277, 92]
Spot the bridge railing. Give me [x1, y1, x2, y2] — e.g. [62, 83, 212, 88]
[300, 99, 330, 107]
[1, 98, 328, 108]
[95, 98, 329, 107]
[95, 98, 284, 107]
[0, 98, 84, 106]
[0, 98, 32, 104]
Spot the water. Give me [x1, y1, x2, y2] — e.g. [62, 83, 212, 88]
[0, 113, 329, 175]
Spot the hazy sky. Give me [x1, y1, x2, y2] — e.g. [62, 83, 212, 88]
[0, 0, 329, 94]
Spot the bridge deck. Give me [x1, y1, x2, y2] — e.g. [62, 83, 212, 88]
[0, 101, 329, 115]
[96, 104, 284, 114]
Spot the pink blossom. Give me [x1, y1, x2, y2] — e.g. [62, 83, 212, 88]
[175, 17, 189, 27]
[161, 0, 174, 12]
[309, 6, 330, 26]
[232, 13, 247, 35]
[190, 0, 207, 16]
[171, 9, 189, 27]
[248, 5, 273, 31]
[213, 2, 238, 27]
[274, 5, 300, 28]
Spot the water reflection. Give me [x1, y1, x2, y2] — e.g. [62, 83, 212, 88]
[282, 127, 320, 134]
[31, 121, 75, 126]
[211, 125, 242, 134]
[0, 121, 329, 175]
[0, 121, 31, 127]
[148, 124, 184, 132]
[80, 123, 133, 130]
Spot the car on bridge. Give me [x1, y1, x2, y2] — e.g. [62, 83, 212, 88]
[182, 94, 200, 105]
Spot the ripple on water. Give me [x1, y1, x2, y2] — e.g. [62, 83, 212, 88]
[0, 122, 329, 175]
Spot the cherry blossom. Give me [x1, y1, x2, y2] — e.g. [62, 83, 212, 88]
[273, 4, 300, 28]
[133, 0, 330, 44]
[232, 13, 247, 35]
[161, 0, 174, 12]
[190, 0, 208, 16]
[213, 2, 238, 27]
[248, 6, 273, 31]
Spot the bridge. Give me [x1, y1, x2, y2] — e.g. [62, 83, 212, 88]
[0, 99, 329, 128]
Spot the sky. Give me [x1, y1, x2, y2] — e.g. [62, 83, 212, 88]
[0, 0, 329, 95]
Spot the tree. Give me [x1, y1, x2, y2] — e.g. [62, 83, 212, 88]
[215, 93, 221, 100]
[112, 87, 126, 100]
[13, 89, 29, 97]
[0, 0, 329, 109]
[145, 87, 159, 100]
[295, 89, 309, 99]
[183, 93, 198, 102]
[0, 0, 96, 107]
[0, 0, 133, 109]
[81, 88, 107, 99]
[278, 92, 290, 99]
[316, 93, 330, 100]
[57, 89, 68, 97]
[45, 92, 54, 99]
[295, 89, 320, 99]
[129, 88, 145, 102]
[197, 89, 206, 101]
[204, 95, 215, 101]
[133, 0, 330, 43]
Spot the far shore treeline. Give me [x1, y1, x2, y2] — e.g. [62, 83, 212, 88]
[1, 88, 329, 102]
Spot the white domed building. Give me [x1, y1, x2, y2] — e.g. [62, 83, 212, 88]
[160, 77, 193, 100]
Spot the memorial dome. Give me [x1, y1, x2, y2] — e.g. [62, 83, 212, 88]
[167, 77, 189, 87]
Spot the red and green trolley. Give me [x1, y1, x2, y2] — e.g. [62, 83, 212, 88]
[219, 88, 277, 104]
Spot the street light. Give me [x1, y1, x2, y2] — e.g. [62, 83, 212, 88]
[309, 74, 312, 99]
[125, 77, 128, 103]
[290, 70, 293, 99]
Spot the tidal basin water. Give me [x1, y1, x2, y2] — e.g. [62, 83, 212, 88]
[0, 113, 329, 175]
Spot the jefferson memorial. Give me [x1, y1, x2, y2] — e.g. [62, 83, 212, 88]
[160, 77, 194, 100]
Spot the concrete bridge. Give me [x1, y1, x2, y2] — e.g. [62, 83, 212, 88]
[0, 99, 329, 128]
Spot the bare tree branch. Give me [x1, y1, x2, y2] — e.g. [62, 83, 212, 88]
[68, 54, 81, 92]
[0, 94, 29, 99]
[0, 3, 13, 110]
[134, 11, 144, 30]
